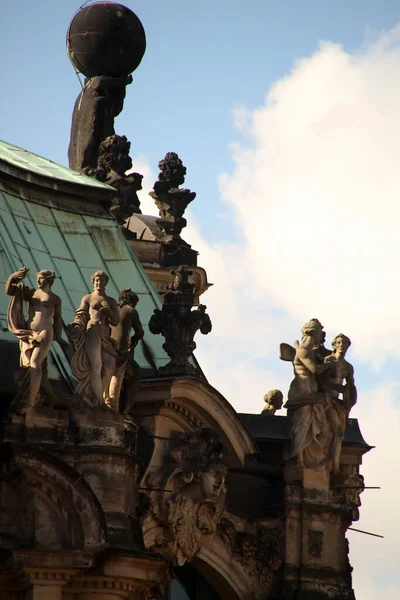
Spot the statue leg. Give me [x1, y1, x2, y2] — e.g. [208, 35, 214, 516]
[108, 365, 124, 411]
[28, 339, 50, 407]
[120, 362, 141, 415]
[85, 328, 104, 407]
[102, 352, 116, 409]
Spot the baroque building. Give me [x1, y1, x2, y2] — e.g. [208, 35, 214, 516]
[0, 3, 371, 599]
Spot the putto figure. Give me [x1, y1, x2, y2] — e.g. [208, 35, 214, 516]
[6, 267, 68, 410]
[68, 271, 119, 409]
[106, 288, 144, 413]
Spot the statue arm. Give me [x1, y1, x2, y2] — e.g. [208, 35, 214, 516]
[5, 267, 31, 297]
[53, 296, 69, 348]
[76, 294, 90, 313]
[130, 309, 144, 347]
[104, 297, 120, 327]
[344, 364, 357, 406]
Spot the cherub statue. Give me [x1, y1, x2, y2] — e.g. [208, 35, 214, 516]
[106, 288, 144, 414]
[262, 389, 283, 415]
[68, 271, 119, 409]
[6, 267, 68, 410]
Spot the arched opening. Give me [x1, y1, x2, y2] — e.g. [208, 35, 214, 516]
[161, 563, 221, 600]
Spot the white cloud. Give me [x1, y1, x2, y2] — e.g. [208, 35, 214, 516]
[182, 25, 400, 598]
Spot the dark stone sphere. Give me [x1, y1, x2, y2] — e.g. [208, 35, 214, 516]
[67, 2, 146, 78]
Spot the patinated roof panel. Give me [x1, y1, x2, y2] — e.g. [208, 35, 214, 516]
[0, 188, 169, 382]
[0, 140, 112, 190]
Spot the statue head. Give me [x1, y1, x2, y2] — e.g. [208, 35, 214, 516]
[91, 270, 109, 290]
[301, 318, 324, 344]
[332, 333, 351, 356]
[199, 462, 227, 499]
[36, 269, 56, 288]
[263, 389, 284, 412]
[118, 288, 139, 308]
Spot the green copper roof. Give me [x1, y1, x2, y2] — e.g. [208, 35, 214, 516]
[0, 139, 113, 190]
[0, 187, 170, 383]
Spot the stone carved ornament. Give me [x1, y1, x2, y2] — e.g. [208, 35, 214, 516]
[280, 319, 357, 472]
[87, 134, 143, 225]
[219, 516, 283, 589]
[149, 266, 212, 376]
[308, 530, 324, 558]
[5, 267, 69, 413]
[142, 428, 228, 565]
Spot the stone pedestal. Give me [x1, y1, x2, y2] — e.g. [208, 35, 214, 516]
[282, 464, 355, 600]
[5, 407, 69, 446]
[70, 409, 125, 447]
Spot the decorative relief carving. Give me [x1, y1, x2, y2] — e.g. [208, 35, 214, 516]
[142, 428, 227, 565]
[308, 530, 324, 558]
[341, 465, 365, 522]
[219, 517, 283, 587]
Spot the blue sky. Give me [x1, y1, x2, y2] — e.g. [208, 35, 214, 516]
[2, 1, 400, 598]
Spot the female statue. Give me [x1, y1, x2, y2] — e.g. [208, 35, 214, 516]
[69, 271, 120, 408]
[6, 267, 68, 408]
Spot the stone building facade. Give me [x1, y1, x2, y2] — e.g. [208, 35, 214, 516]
[0, 4, 371, 599]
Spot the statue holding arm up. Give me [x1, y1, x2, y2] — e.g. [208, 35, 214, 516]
[6, 267, 68, 410]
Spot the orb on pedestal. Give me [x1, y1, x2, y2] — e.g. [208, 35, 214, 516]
[67, 1, 146, 78]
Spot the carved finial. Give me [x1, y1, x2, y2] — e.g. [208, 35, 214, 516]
[89, 134, 143, 224]
[148, 267, 211, 376]
[149, 152, 196, 246]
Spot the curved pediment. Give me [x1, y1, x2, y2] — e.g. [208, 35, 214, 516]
[135, 376, 257, 469]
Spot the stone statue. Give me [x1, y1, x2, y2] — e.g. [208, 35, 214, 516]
[106, 288, 144, 414]
[280, 319, 331, 469]
[320, 334, 357, 473]
[262, 389, 283, 415]
[68, 271, 120, 409]
[281, 322, 358, 473]
[6, 267, 68, 411]
[68, 74, 132, 173]
[94, 134, 143, 224]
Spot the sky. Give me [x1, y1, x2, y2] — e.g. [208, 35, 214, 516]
[1, 1, 400, 597]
